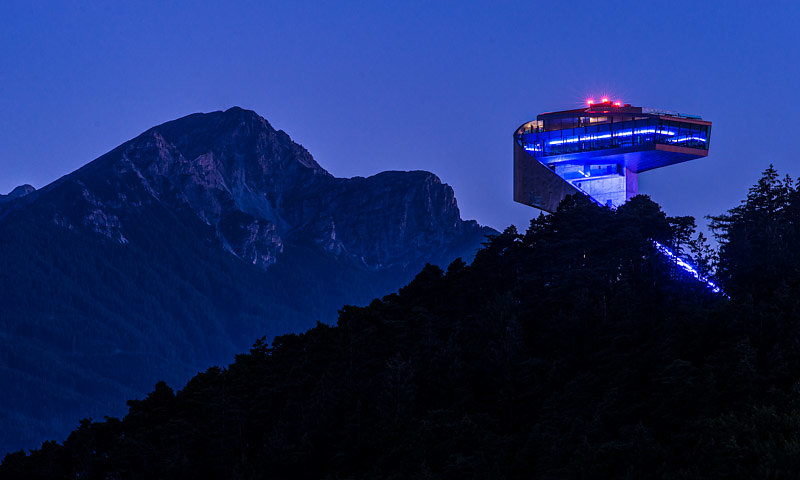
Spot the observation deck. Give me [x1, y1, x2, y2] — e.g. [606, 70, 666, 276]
[514, 100, 711, 212]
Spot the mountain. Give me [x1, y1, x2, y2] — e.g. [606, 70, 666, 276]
[0, 107, 494, 454]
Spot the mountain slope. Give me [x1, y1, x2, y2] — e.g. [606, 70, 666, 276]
[0, 107, 493, 454]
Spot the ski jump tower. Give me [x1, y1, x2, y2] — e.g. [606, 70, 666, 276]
[514, 98, 711, 212]
[514, 98, 721, 293]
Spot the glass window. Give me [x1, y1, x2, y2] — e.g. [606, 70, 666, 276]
[595, 123, 612, 150]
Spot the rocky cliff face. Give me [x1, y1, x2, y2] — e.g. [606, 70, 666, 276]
[0, 107, 494, 455]
[312, 170, 484, 269]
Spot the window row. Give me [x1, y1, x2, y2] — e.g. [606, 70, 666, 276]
[519, 118, 709, 157]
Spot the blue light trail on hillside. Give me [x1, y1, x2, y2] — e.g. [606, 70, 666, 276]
[569, 181, 725, 296]
[653, 241, 724, 295]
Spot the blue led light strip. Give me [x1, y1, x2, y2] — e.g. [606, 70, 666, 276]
[668, 136, 707, 144]
[653, 241, 725, 295]
[547, 128, 677, 146]
[524, 130, 707, 151]
[564, 178, 725, 296]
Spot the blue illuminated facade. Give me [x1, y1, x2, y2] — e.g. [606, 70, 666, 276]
[514, 100, 721, 293]
[520, 117, 709, 157]
[514, 101, 711, 212]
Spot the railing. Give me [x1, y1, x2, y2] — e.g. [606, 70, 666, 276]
[518, 117, 710, 158]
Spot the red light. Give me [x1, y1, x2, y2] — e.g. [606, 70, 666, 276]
[587, 98, 595, 105]
[601, 97, 609, 103]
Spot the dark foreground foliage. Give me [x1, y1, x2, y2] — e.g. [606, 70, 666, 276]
[6, 167, 800, 479]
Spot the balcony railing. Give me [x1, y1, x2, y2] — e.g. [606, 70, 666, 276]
[518, 117, 710, 158]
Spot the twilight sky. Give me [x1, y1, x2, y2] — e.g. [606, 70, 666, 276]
[1, 0, 799, 232]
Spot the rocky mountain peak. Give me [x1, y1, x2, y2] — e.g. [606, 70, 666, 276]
[30, 108, 492, 270]
[135, 106, 328, 175]
[0, 184, 36, 205]
[8, 184, 35, 198]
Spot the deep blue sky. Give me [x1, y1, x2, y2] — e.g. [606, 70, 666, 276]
[2, 1, 799, 231]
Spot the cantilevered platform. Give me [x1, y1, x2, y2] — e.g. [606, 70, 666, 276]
[514, 100, 711, 212]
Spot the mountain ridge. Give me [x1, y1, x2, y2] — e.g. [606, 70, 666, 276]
[0, 107, 494, 454]
[5, 106, 487, 269]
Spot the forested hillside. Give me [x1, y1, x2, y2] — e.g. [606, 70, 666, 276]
[5, 167, 800, 479]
